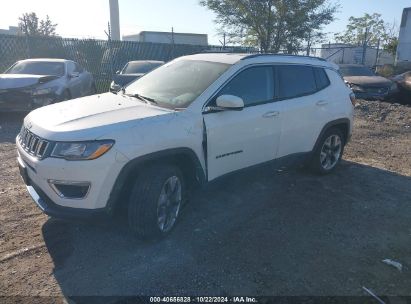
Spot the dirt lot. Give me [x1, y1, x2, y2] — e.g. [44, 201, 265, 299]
[0, 99, 410, 301]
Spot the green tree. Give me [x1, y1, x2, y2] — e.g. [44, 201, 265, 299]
[200, 0, 338, 53]
[384, 36, 398, 56]
[334, 13, 391, 47]
[18, 12, 58, 37]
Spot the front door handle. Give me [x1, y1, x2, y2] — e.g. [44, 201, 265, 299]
[262, 111, 280, 118]
[316, 100, 329, 106]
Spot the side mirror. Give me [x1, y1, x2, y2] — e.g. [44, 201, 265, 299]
[216, 94, 244, 110]
[69, 72, 79, 78]
[115, 70, 120, 74]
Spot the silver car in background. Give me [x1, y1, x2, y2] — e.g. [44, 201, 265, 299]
[0, 58, 96, 111]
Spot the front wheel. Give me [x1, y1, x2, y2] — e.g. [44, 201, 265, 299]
[309, 128, 345, 175]
[128, 164, 186, 239]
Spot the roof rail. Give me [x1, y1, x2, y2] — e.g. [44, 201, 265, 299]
[240, 53, 327, 62]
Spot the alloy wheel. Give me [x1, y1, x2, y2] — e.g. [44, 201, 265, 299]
[157, 175, 182, 233]
[320, 134, 342, 170]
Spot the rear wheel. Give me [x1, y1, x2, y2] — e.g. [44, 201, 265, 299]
[309, 128, 345, 174]
[128, 164, 185, 239]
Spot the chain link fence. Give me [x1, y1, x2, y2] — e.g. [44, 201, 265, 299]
[0, 34, 255, 93]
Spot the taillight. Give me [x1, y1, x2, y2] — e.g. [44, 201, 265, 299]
[349, 92, 356, 106]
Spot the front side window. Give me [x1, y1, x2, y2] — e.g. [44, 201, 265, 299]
[6, 61, 65, 77]
[67, 62, 76, 74]
[278, 65, 317, 99]
[74, 62, 83, 73]
[125, 60, 230, 109]
[217, 66, 274, 107]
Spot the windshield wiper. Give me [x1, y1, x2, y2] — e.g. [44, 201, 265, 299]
[124, 92, 158, 105]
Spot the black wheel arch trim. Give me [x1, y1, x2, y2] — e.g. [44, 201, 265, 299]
[105, 147, 206, 213]
[312, 118, 351, 153]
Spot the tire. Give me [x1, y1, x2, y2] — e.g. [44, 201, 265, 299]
[309, 128, 345, 175]
[128, 164, 186, 239]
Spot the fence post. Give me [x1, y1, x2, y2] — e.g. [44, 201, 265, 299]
[25, 34, 31, 58]
[342, 48, 345, 64]
[362, 27, 369, 65]
[375, 38, 380, 67]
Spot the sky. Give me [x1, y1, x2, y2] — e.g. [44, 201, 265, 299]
[0, 0, 409, 45]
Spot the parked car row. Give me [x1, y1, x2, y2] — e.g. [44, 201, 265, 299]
[2, 57, 409, 113]
[0, 59, 164, 111]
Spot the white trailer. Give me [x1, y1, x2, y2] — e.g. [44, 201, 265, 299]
[397, 7, 411, 63]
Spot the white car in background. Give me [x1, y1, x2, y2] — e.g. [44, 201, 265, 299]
[0, 58, 96, 111]
[16, 53, 354, 239]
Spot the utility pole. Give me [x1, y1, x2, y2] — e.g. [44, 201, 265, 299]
[104, 22, 114, 78]
[362, 27, 369, 65]
[375, 38, 381, 67]
[219, 33, 226, 50]
[171, 26, 175, 59]
[306, 32, 311, 56]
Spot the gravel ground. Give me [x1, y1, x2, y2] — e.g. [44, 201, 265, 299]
[0, 99, 410, 301]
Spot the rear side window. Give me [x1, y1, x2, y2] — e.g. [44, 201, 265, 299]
[218, 66, 274, 107]
[278, 65, 316, 99]
[313, 67, 330, 90]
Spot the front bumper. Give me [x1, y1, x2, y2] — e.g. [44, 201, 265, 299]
[26, 182, 106, 219]
[16, 138, 125, 218]
[0, 92, 60, 112]
[353, 89, 399, 100]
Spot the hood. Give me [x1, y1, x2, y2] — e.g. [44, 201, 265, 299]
[0, 74, 59, 89]
[113, 74, 144, 86]
[25, 92, 174, 141]
[344, 76, 393, 87]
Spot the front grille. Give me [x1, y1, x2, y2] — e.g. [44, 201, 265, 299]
[364, 87, 389, 94]
[18, 126, 50, 159]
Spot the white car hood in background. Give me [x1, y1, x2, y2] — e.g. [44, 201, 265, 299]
[24, 92, 174, 141]
[0, 74, 57, 89]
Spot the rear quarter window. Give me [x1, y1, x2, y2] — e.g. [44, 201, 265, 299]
[313, 67, 330, 90]
[278, 65, 317, 99]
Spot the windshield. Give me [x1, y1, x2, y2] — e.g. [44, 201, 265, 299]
[339, 66, 375, 77]
[122, 62, 163, 74]
[125, 60, 231, 109]
[6, 61, 65, 76]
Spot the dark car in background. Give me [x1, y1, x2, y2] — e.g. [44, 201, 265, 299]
[110, 60, 164, 92]
[392, 71, 411, 103]
[339, 64, 398, 100]
[0, 58, 96, 112]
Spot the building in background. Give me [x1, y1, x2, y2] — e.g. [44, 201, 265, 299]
[123, 31, 208, 46]
[0, 26, 20, 35]
[396, 7, 411, 63]
[320, 43, 394, 67]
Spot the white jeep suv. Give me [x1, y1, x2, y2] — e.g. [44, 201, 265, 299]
[16, 53, 354, 239]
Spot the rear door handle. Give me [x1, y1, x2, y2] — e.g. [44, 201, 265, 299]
[316, 100, 329, 106]
[262, 111, 280, 118]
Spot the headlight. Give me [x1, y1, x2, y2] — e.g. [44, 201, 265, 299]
[51, 140, 114, 160]
[32, 86, 58, 96]
[110, 81, 121, 91]
[350, 84, 364, 92]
